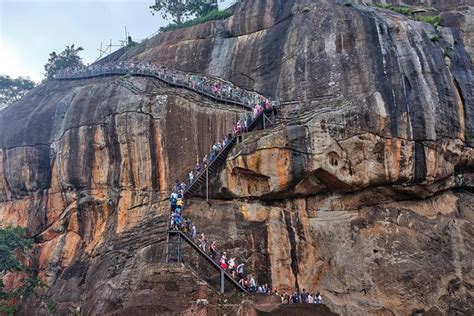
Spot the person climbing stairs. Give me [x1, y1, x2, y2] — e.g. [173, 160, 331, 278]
[184, 108, 276, 199]
[165, 230, 248, 293]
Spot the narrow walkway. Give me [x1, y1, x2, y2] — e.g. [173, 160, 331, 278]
[54, 62, 279, 111]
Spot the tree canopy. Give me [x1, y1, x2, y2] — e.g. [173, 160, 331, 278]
[0, 227, 38, 315]
[44, 44, 84, 80]
[0, 76, 36, 111]
[150, 0, 217, 24]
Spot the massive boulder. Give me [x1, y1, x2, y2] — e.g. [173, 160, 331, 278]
[0, 0, 472, 315]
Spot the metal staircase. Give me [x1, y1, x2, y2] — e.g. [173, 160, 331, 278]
[165, 230, 248, 293]
[183, 109, 276, 199]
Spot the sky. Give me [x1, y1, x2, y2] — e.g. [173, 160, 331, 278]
[0, 0, 168, 82]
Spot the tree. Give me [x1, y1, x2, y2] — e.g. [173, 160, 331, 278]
[0, 227, 39, 315]
[0, 76, 36, 110]
[44, 44, 84, 80]
[150, 0, 217, 24]
[189, 0, 217, 17]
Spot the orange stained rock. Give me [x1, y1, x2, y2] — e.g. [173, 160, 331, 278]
[0, 199, 29, 227]
[115, 191, 149, 235]
[68, 210, 80, 233]
[61, 232, 82, 267]
[384, 138, 401, 182]
[266, 209, 295, 291]
[239, 203, 270, 222]
[451, 76, 466, 141]
[45, 192, 68, 226]
[387, 191, 458, 219]
[275, 149, 292, 191]
[2, 271, 29, 292]
[38, 235, 61, 270]
[126, 117, 153, 191]
[91, 127, 109, 189]
[425, 145, 439, 183]
[48, 152, 61, 193]
[359, 222, 389, 238]
[293, 206, 319, 291]
[154, 127, 168, 193]
[84, 201, 109, 254]
[116, 192, 132, 235]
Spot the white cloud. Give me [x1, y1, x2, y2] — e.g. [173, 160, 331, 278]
[0, 38, 42, 82]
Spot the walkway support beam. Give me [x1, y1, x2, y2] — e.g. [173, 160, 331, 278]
[220, 270, 225, 293]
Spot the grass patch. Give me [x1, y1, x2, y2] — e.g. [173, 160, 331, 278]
[374, 4, 412, 15]
[371, 4, 441, 28]
[466, 130, 473, 142]
[430, 33, 442, 42]
[160, 9, 233, 33]
[414, 15, 441, 28]
[126, 41, 139, 49]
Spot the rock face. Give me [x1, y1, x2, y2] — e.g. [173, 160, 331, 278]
[0, 0, 473, 315]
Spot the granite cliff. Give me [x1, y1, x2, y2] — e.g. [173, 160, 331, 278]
[0, 0, 473, 315]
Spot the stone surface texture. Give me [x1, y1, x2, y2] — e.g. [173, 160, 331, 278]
[0, 0, 473, 315]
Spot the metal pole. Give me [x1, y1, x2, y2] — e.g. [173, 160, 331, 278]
[206, 168, 209, 202]
[220, 270, 225, 293]
[165, 232, 169, 264]
[178, 233, 181, 262]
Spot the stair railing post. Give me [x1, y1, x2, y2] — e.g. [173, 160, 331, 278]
[165, 232, 170, 263]
[206, 168, 209, 202]
[178, 233, 182, 262]
[220, 270, 225, 293]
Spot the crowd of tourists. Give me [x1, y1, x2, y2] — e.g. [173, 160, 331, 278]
[168, 182, 324, 302]
[185, 111, 259, 188]
[185, 93, 269, 188]
[276, 289, 323, 304]
[168, 181, 272, 293]
[53, 61, 277, 109]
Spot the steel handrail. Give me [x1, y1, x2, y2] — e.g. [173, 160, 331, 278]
[55, 69, 263, 110]
[184, 109, 266, 197]
[170, 230, 248, 293]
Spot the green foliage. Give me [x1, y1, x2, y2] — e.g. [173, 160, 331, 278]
[430, 33, 442, 42]
[0, 227, 41, 315]
[150, 0, 218, 25]
[343, 0, 353, 7]
[372, 4, 441, 28]
[0, 227, 32, 273]
[46, 299, 57, 314]
[188, 0, 217, 17]
[414, 15, 441, 28]
[44, 44, 84, 80]
[126, 40, 139, 49]
[159, 9, 233, 33]
[0, 76, 36, 110]
[465, 130, 472, 141]
[373, 4, 412, 15]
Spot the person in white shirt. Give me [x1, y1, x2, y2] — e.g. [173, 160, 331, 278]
[315, 292, 322, 304]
